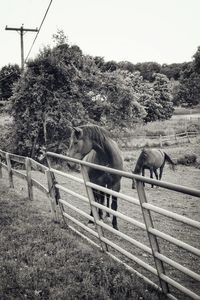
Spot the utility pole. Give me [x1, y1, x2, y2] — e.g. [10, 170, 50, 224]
[5, 25, 38, 71]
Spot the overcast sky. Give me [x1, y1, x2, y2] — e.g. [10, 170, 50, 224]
[0, 0, 200, 69]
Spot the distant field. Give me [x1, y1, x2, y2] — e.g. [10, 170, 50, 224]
[173, 105, 200, 115]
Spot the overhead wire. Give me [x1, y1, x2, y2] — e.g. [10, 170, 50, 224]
[24, 0, 53, 63]
[0, 0, 53, 83]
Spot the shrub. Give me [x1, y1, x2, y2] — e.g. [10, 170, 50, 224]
[177, 154, 197, 166]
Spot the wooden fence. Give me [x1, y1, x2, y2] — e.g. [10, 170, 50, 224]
[0, 149, 200, 300]
[120, 130, 199, 149]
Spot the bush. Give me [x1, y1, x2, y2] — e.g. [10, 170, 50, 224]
[177, 154, 197, 166]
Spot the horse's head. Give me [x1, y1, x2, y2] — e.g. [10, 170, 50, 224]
[67, 127, 93, 168]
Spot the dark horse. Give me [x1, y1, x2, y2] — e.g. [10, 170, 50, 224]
[68, 125, 123, 230]
[132, 148, 175, 189]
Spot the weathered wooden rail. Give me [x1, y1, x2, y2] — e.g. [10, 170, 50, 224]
[0, 149, 200, 300]
[120, 130, 199, 149]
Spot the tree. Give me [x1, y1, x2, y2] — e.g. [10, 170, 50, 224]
[139, 73, 174, 122]
[0, 64, 21, 100]
[11, 45, 87, 156]
[173, 47, 200, 107]
[134, 62, 161, 82]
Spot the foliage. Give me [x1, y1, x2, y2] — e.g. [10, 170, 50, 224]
[173, 47, 200, 107]
[9, 30, 177, 156]
[177, 153, 197, 166]
[0, 64, 21, 100]
[10, 45, 88, 156]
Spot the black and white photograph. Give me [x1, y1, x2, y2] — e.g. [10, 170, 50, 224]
[0, 1, 200, 299]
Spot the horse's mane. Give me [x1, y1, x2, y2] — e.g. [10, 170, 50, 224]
[80, 125, 111, 149]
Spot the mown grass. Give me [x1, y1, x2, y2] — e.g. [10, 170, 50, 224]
[0, 183, 167, 300]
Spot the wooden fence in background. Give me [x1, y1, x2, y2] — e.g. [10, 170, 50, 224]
[120, 130, 199, 149]
[0, 149, 200, 300]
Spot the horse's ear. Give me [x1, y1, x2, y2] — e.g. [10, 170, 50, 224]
[73, 127, 83, 140]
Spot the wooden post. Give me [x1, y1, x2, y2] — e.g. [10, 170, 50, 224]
[159, 135, 162, 148]
[46, 169, 59, 223]
[25, 157, 34, 200]
[81, 165, 108, 252]
[136, 180, 170, 295]
[174, 133, 178, 144]
[186, 131, 190, 143]
[6, 153, 14, 188]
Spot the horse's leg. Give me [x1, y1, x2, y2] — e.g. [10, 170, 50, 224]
[142, 167, 145, 186]
[153, 168, 159, 188]
[106, 194, 110, 217]
[98, 191, 104, 220]
[154, 168, 159, 180]
[110, 181, 120, 230]
[111, 196, 118, 230]
[159, 162, 165, 180]
[150, 167, 154, 188]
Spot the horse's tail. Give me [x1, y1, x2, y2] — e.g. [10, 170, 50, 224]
[164, 152, 176, 171]
[133, 149, 146, 174]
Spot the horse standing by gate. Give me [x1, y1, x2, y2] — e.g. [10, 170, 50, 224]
[68, 125, 123, 230]
[132, 148, 175, 189]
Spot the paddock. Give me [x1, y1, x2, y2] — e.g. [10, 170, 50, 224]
[0, 149, 200, 300]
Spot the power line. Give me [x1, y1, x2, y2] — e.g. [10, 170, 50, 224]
[25, 0, 53, 63]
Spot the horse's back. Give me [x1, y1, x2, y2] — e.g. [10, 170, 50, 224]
[143, 148, 165, 168]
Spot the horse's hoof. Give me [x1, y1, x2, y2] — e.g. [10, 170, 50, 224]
[113, 225, 119, 231]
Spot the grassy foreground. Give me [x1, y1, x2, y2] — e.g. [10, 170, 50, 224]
[0, 182, 167, 300]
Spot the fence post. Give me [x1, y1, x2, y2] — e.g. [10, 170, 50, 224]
[174, 133, 178, 144]
[6, 153, 14, 188]
[25, 157, 34, 201]
[136, 180, 170, 295]
[159, 135, 162, 148]
[81, 165, 108, 252]
[186, 131, 190, 143]
[46, 169, 59, 223]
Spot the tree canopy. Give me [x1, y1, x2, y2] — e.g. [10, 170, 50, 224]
[173, 47, 200, 106]
[0, 64, 21, 100]
[9, 33, 176, 156]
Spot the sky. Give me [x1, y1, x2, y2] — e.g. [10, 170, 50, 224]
[0, 0, 200, 69]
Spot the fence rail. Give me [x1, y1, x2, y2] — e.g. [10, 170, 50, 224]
[0, 149, 200, 300]
[120, 130, 199, 148]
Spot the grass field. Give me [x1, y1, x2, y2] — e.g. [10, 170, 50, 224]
[0, 140, 200, 300]
[0, 110, 200, 299]
[0, 181, 168, 300]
